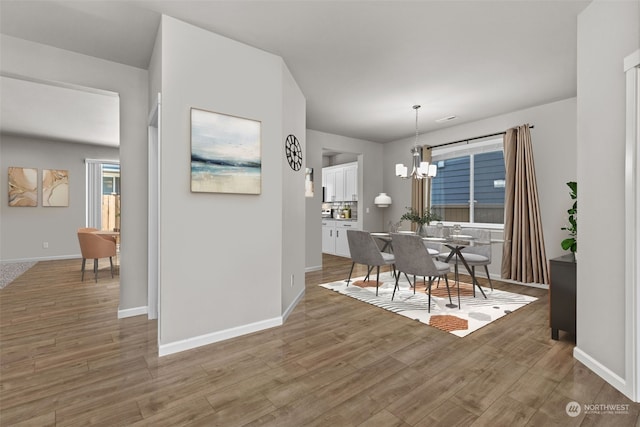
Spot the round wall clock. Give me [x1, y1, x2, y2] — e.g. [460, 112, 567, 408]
[285, 134, 302, 171]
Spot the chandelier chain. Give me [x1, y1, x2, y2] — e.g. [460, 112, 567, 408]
[413, 104, 420, 149]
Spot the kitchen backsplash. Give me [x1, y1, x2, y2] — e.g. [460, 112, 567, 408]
[322, 201, 357, 219]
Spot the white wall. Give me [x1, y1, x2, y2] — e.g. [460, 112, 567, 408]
[575, 0, 640, 391]
[383, 98, 578, 278]
[158, 16, 304, 353]
[0, 135, 119, 260]
[0, 35, 149, 312]
[305, 129, 384, 270]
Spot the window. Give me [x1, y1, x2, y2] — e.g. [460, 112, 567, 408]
[86, 160, 120, 230]
[430, 139, 505, 226]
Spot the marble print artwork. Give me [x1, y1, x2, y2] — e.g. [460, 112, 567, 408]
[8, 167, 37, 207]
[42, 169, 69, 207]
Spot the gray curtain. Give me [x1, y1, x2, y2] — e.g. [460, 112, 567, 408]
[501, 125, 549, 284]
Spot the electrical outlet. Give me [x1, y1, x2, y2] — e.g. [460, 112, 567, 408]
[43, 242, 49, 249]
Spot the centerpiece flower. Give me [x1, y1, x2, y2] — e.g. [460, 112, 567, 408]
[400, 207, 441, 235]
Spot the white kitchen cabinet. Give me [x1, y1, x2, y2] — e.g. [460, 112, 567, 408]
[335, 222, 357, 257]
[343, 164, 357, 201]
[334, 168, 345, 201]
[322, 162, 357, 202]
[322, 220, 335, 254]
[322, 220, 359, 257]
[322, 169, 336, 202]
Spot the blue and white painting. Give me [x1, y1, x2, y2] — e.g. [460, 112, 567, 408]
[191, 108, 261, 194]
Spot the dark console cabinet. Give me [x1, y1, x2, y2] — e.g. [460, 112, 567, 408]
[549, 254, 576, 340]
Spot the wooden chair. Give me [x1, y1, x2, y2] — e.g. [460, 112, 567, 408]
[77, 231, 117, 282]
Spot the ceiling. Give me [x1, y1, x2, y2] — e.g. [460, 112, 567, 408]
[0, 0, 591, 144]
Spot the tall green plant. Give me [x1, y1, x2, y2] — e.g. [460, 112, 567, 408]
[561, 181, 577, 253]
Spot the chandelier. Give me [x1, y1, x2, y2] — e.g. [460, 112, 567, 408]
[395, 105, 437, 179]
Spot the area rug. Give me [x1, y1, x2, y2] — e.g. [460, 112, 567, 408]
[320, 272, 537, 337]
[0, 261, 37, 289]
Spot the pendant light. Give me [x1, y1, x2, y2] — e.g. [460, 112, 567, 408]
[395, 105, 437, 179]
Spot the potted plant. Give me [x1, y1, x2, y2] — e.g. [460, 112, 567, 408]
[561, 181, 577, 256]
[400, 207, 441, 235]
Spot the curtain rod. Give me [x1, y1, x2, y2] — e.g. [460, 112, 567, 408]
[425, 125, 534, 150]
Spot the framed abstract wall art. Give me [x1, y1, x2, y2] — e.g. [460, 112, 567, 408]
[42, 169, 69, 207]
[190, 108, 262, 195]
[8, 167, 37, 207]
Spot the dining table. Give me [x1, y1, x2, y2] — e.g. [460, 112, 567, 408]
[372, 231, 491, 306]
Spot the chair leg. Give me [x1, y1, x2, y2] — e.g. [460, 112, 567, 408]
[109, 257, 114, 278]
[484, 265, 493, 290]
[413, 275, 416, 294]
[365, 265, 373, 281]
[470, 264, 475, 298]
[404, 272, 412, 288]
[375, 266, 380, 296]
[93, 259, 98, 283]
[392, 270, 401, 300]
[346, 262, 356, 286]
[81, 258, 86, 281]
[427, 277, 433, 313]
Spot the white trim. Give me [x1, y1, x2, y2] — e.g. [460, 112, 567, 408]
[305, 265, 322, 272]
[624, 49, 640, 72]
[491, 274, 549, 290]
[84, 158, 120, 165]
[159, 317, 283, 357]
[438, 221, 504, 231]
[118, 306, 148, 319]
[624, 49, 640, 402]
[574, 347, 628, 396]
[282, 288, 305, 322]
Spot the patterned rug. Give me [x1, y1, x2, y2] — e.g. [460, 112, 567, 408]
[0, 261, 37, 289]
[320, 272, 537, 337]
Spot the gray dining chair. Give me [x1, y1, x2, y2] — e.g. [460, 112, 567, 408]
[459, 228, 493, 290]
[419, 225, 445, 257]
[346, 230, 396, 296]
[390, 233, 454, 312]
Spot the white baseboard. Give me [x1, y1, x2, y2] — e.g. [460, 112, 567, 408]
[283, 288, 305, 322]
[1, 254, 79, 263]
[118, 306, 148, 319]
[573, 346, 631, 398]
[159, 316, 283, 357]
[305, 265, 322, 272]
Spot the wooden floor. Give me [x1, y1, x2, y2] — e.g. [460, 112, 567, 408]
[1, 255, 639, 426]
